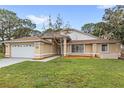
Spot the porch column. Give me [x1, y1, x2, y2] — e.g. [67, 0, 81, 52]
[60, 38, 63, 55]
[63, 38, 67, 56]
[92, 44, 97, 57]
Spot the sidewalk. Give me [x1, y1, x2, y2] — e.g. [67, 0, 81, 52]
[31, 56, 60, 62]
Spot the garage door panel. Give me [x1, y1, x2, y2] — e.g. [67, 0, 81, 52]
[11, 44, 34, 58]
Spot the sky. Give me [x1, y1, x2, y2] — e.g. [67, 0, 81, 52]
[0, 5, 114, 31]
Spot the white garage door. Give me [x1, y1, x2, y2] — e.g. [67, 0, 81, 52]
[11, 43, 34, 58]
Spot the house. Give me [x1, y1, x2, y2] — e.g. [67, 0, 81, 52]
[4, 29, 121, 59]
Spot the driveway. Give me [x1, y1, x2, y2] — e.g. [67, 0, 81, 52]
[0, 58, 31, 68]
[0, 56, 59, 68]
[31, 56, 60, 62]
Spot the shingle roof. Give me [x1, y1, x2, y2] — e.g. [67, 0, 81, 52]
[4, 36, 52, 44]
[4, 28, 120, 44]
[69, 39, 120, 44]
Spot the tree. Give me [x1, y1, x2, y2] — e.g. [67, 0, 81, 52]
[93, 22, 113, 39]
[64, 21, 71, 29]
[102, 5, 124, 43]
[48, 15, 53, 29]
[81, 23, 95, 33]
[0, 9, 36, 53]
[13, 19, 36, 39]
[81, 5, 124, 44]
[54, 14, 63, 31]
[31, 30, 42, 36]
[14, 28, 33, 39]
[0, 9, 20, 53]
[0, 9, 18, 41]
[42, 14, 70, 33]
[0, 9, 36, 41]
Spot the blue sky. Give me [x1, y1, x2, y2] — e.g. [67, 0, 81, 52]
[0, 5, 114, 31]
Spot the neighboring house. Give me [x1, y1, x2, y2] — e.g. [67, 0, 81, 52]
[4, 29, 121, 59]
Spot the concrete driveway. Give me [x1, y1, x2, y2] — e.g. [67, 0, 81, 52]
[0, 58, 31, 68]
[31, 56, 60, 62]
[0, 56, 59, 68]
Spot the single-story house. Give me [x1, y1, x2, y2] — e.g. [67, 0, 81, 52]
[4, 29, 121, 59]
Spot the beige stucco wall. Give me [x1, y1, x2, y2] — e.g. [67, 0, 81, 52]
[96, 43, 121, 53]
[109, 43, 121, 53]
[41, 43, 56, 54]
[34, 42, 57, 59]
[96, 43, 121, 59]
[85, 44, 92, 53]
[5, 43, 11, 57]
[96, 44, 100, 53]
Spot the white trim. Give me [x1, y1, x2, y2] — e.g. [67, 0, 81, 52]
[84, 44, 86, 53]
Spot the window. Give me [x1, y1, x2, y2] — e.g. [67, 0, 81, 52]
[101, 44, 108, 52]
[72, 44, 84, 53]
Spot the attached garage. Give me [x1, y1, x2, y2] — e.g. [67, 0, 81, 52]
[4, 36, 56, 59]
[11, 43, 34, 58]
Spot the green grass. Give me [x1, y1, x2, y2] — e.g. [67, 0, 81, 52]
[0, 58, 124, 88]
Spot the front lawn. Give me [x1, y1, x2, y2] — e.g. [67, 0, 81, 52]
[0, 58, 124, 88]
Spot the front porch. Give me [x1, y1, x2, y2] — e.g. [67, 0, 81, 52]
[62, 39, 98, 57]
[62, 39, 121, 59]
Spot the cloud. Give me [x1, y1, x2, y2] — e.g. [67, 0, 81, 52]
[97, 5, 115, 9]
[26, 15, 49, 25]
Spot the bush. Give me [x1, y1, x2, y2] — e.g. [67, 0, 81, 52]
[0, 45, 3, 53]
[0, 53, 4, 58]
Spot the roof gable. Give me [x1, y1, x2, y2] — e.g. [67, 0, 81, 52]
[61, 28, 98, 40]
